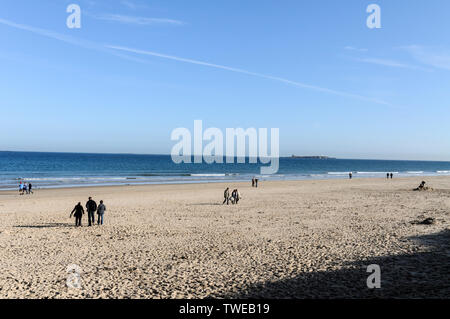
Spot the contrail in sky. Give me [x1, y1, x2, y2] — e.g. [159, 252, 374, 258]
[0, 17, 390, 106]
[107, 44, 390, 106]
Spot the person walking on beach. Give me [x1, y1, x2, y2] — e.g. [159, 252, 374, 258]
[230, 189, 236, 204]
[387, 173, 390, 179]
[19, 182, 23, 195]
[255, 178, 259, 188]
[23, 183, 28, 195]
[349, 172, 353, 179]
[390, 173, 393, 179]
[70, 202, 84, 227]
[28, 183, 33, 194]
[235, 189, 241, 204]
[86, 197, 97, 226]
[97, 200, 106, 225]
[251, 178, 255, 187]
[223, 187, 230, 205]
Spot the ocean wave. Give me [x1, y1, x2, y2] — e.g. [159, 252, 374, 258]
[328, 172, 350, 175]
[356, 171, 387, 174]
[257, 174, 284, 178]
[138, 173, 191, 177]
[406, 171, 424, 174]
[437, 170, 450, 174]
[190, 174, 226, 177]
[355, 171, 400, 175]
[17, 177, 129, 181]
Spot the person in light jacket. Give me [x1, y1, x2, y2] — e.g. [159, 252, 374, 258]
[97, 200, 106, 225]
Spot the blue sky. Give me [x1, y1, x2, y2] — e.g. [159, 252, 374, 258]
[1, 0, 450, 160]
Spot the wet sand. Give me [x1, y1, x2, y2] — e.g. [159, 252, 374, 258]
[0, 177, 449, 298]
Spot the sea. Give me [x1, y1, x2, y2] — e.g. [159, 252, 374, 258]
[1, 151, 450, 190]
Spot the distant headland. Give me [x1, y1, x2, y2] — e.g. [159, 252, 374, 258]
[291, 155, 335, 159]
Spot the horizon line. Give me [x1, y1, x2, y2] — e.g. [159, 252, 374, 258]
[1, 150, 449, 163]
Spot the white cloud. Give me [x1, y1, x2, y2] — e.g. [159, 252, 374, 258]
[345, 46, 368, 52]
[402, 45, 450, 71]
[356, 57, 432, 71]
[94, 14, 183, 26]
[121, 1, 137, 10]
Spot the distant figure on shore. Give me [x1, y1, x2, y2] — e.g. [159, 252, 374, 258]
[390, 173, 393, 179]
[86, 197, 97, 226]
[70, 202, 84, 227]
[28, 183, 33, 194]
[386, 173, 389, 179]
[19, 182, 23, 195]
[255, 178, 259, 188]
[23, 183, 28, 194]
[251, 178, 255, 187]
[97, 200, 106, 225]
[223, 187, 230, 205]
[349, 172, 352, 179]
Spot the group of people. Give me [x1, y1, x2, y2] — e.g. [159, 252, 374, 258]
[18, 181, 33, 195]
[223, 187, 241, 205]
[70, 197, 106, 227]
[251, 177, 259, 188]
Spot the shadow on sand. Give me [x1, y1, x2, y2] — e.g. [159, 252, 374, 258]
[217, 229, 450, 299]
[14, 223, 74, 229]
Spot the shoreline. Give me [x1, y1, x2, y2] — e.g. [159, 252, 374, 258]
[0, 175, 442, 196]
[1, 173, 446, 193]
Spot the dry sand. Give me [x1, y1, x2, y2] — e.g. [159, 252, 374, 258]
[0, 177, 448, 298]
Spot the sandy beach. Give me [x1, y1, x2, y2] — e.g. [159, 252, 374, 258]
[0, 177, 448, 299]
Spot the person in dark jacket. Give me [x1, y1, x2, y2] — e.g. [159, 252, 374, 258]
[234, 189, 241, 204]
[223, 188, 230, 205]
[86, 197, 97, 226]
[70, 202, 84, 227]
